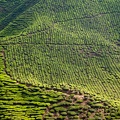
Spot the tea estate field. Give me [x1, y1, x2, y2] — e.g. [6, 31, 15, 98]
[0, 0, 120, 119]
[0, 52, 120, 119]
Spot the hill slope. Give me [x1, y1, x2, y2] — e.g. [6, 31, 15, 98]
[0, 51, 120, 119]
[0, 0, 120, 119]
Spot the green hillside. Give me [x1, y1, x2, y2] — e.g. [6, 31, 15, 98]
[0, 0, 120, 119]
[0, 51, 120, 119]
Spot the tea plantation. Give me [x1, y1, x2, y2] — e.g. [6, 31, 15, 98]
[0, 0, 120, 119]
[0, 52, 120, 119]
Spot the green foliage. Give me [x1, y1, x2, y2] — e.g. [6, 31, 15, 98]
[0, 0, 120, 119]
[0, 0, 120, 106]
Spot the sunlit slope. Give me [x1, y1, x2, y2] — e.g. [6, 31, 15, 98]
[0, 47, 120, 120]
[0, 0, 120, 103]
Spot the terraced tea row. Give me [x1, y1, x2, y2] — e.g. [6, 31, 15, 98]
[0, 76, 120, 120]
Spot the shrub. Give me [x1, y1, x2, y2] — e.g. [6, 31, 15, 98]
[67, 111, 78, 116]
[76, 100, 83, 103]
[54, 107, 67, 112]
[91, 103, 103, 108]
[61, 112, 67, 115]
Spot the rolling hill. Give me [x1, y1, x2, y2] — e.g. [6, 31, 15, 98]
[0, 0, 120, 119]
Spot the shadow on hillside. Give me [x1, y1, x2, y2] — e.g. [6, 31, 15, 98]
[0, 0, 39, 32]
